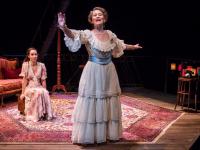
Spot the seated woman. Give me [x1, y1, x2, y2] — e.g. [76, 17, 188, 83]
[19, 47, 54, 122]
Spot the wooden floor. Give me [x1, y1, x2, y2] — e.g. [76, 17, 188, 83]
[1, 87, 200, 150]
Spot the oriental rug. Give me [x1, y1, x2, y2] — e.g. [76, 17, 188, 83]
[0, 94, 183, 143]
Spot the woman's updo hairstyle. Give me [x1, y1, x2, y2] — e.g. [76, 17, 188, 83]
[88, 7, 108, 24]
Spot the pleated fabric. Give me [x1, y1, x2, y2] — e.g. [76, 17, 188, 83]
[71, 61, 122, 144]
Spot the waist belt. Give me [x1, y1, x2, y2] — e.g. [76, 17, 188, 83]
[88, 56, 111, 65]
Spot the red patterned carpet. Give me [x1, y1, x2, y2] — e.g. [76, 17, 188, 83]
[0, 94, 183, 143]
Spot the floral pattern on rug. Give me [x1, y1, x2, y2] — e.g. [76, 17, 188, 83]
[0, 94, 183, 143]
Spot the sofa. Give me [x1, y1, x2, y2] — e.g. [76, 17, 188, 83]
[0, 57, 22, 106]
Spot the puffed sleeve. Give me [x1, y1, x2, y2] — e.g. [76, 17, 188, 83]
[19, 62, 28, 78]
[41, 63, 47, 80]
[63, 29, 89, 52]
[111, 32, 126, 58]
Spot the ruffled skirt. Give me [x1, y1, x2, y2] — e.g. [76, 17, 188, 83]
[71, 61, 122, 144]
[24, 87, 54, 122]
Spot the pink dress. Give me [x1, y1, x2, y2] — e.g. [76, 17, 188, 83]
[19, 61, 53, 122]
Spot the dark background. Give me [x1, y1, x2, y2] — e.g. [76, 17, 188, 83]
[0, 0, 199, 93]
[0, 0, 199, 57]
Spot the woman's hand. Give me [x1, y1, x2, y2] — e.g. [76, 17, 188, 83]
[20, 94, 25, 100]
[133, 43, 143, 49]
[57, 12, 66, 28]
[57, 12, 74, 39]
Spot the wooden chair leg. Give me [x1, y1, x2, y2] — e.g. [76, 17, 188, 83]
[181, 95, 185, 109]
[18, 96, 25, 115]
[175, 80, 182, 110]
[195, 94, 197, 112]
[187, 95, 190, 110]
[175, 93, 180, 110]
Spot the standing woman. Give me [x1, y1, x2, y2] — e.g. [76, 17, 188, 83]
[58, 7, 142, 144]
[19, 47, 54, 122]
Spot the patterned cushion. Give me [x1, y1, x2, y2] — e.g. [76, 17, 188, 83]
[6, 60, 17, 70]
[0, 58, 18, 79]
[2, 68, 21, 79]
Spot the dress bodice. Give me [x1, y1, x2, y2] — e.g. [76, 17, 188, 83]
[89, 47, 112, 65]
[19, 62, 47, 88]
[63, 29, 126, 58]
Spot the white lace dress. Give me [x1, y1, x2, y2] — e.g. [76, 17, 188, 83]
[64, 29, 126, 144]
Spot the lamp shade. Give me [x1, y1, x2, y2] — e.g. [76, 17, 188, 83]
[170, 63, 176, 70]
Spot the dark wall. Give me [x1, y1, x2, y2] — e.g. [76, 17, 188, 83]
[0, 0, 199, 93]
[0, 0, 199, 57]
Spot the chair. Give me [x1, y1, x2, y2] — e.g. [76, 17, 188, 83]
[175, 77, 197, 111]
[18, 95, 25, 115]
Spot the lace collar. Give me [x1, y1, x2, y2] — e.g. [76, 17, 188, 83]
[87, 30, 116, 52]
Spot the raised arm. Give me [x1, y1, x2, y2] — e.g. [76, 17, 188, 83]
[57, 12, 74, 39]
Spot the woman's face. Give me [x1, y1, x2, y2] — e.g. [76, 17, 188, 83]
[91, 9, 105, 27]
[28, 49, 38, 63]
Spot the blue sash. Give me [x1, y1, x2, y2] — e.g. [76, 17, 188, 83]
[89, 56, 111, 65]
[88, 47, 112, 65]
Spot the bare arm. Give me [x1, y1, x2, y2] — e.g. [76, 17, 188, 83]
[20, 77, 28, 100]
[41, 79, 47, 89]
[125, 43, 143, 51]
[57, 12, 74, 39]
[59, 25, 75, 39]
